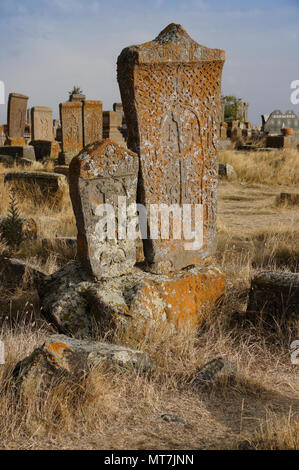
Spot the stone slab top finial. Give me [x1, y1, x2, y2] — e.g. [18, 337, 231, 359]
[117, 23, 225, 65]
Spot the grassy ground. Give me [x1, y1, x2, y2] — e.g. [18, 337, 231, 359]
[0, 150, 298, 450]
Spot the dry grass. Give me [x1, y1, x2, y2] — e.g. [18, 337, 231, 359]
[0, 152, 298, 449]
[219, 149, 299, 186]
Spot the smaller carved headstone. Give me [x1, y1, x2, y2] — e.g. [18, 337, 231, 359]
[6, 93, 28, 145]
[69, 139, 139, 279]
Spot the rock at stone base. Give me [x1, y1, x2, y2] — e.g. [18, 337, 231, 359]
[4, 171, 67, 195]
[13, 334, 153, 393]
[0, 257, 46, 288]
[246, 271, 299, 324]
[38, 262, 226, 337]
[218, 163, 236, 179]
[0, 145, 36, 161]
[191, 357, 236, 388]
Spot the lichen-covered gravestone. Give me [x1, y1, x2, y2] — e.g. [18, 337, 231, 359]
[6, 93, 28, 146]
[59, 101, 83, 162]
[82, 100, 103, 147]
[69, 139, 139, 279]
[118, 23, 225, 274]
[31, 106, 53, 141]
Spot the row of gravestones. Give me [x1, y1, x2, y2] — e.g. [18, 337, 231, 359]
[2, 93, 126, 162]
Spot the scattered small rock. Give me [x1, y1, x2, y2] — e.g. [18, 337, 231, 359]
[218, 163, 236, 180]
[191, 357, 236, 388]
[13, 334, 153, 394]
[161, 413, 185, 424]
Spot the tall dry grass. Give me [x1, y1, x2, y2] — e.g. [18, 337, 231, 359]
[219, 149, 299, 186]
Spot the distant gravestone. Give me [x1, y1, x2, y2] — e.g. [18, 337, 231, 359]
[103, 110, 127, 146]
[6, 93, 28, 145]
[69, 139, 139, 279]
[118, 23, 225, 274]
[60, 101, 83, 158]
[264, 110, 299, 134]
[82, 100, 103, 146]
[31, 106, 53, 141]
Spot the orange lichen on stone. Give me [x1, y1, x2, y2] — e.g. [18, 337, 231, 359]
[44, 341, 73, 371]
[129, 265, 226, 329]
[5, 138, 26, 146]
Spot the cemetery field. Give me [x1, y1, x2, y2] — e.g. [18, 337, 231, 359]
[0, 149, 298, 450]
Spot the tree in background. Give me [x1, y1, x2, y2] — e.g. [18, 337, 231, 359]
[223, 95, 243, 122]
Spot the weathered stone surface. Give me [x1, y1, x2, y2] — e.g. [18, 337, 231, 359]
[0, 257, 46, 287]
[69, 139, 139, 280]
[246, 272, 299, 323]
[218, 163, 236, 179]
[59, 101, 83, 156]
[82, 100, 103, 146]
[0, 145, 35, 161]
[0, 216, 37, 240]
[4, 171, 67, 195]
[69, 93, 86, 102]
[6, 93, 28, 143]
[117, 24, 225, 274]
[191, 357, 236, 388]
[13, 334, 152, 392]
[31, 107, 53, 141]
[38, 262, 225, 336]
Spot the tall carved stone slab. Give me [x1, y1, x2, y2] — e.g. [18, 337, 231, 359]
[69, 139, 139, 280]
[7, 93, 28, 145]
[82, 100, 103, 146]
[60, 101, 83, 155]
[31, 106, 53, 141]
[117, 24, 225, 273]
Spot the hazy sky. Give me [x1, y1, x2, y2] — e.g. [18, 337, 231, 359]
[0, 0, 298, 125]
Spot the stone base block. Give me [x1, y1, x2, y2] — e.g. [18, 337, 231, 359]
[4, 171, 67, 195]
[38, 263, 226, 336]
[5, 138, 26, 146]
[247, 272, 299, 325]
[0, 145, 36, 161]
[266, 135, 299, 149]
[31, 140, 61, 160]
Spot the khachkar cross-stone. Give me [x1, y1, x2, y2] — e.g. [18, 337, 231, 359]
[117, 23, 225, 274]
